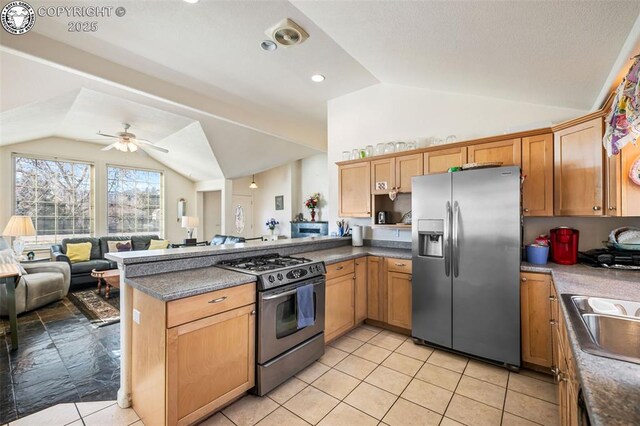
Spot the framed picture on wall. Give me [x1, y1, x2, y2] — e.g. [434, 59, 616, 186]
[275, 195, 284, 211]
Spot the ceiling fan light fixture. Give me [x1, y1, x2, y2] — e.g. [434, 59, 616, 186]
[311, 74, 325, 82]
[115, 141, 127, 152]
[183, 0, 199, 3]
[128, 143, 138, 152]
[249, 175, 258, 189]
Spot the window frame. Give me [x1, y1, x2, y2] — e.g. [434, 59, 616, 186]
[105, 163, 165, 238]
[11, 153, 95, 247]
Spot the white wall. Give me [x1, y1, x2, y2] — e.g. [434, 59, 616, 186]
[524, 217, 640, 251]
[201, 190, 222, 239]
[298, 154, 329, 222]
[0, 137, 196, 243]
[327, 83, 590, 241]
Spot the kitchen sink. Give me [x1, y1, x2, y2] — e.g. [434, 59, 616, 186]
[564, 294, 640, 365]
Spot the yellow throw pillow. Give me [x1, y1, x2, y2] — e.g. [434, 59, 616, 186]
[148, 239, 169, 250]
[66, 242, 92, 263]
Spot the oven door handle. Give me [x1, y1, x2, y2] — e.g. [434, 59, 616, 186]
[261, 279, 324, 300]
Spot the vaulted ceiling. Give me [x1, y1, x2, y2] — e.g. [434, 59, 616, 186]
[1, 0, 639, 182]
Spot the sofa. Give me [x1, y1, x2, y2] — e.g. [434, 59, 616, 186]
[210, 235, 246, 245]
[0, 238, 70, 316]
[50, 235, 159, 288]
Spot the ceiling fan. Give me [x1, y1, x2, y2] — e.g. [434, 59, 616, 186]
[96, 123, 169, 154]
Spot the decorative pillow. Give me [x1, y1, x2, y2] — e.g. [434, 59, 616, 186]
[148, 239, 169, 250]
[0, 248, 27, 275]
[66, 242, 92, 263]
[116, 242, 132, 252]
[107, 240, 131, 253]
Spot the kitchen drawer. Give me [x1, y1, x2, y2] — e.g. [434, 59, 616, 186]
[386, 258, 412, 274]
[325, 260, 355, 280]
[167, 282, 256, 328]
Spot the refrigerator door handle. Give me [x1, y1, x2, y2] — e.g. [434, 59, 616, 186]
[453, 201, 460, 278]
[444, 201, 451, 277]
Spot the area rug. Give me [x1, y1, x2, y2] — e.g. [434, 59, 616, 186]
[68, 289, 120, 328]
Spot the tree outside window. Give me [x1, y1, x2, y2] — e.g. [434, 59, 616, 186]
[107, 166, 163, 235]
[14, 156, 93, 245]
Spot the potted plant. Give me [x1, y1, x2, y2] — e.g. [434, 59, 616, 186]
[265, 218, 279, 235]
[304, 193, 320, 222]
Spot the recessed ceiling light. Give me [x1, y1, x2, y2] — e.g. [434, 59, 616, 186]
[183, 0, 199, 3]
[311, 74, 325, 82]
[260, 40, 277, 51]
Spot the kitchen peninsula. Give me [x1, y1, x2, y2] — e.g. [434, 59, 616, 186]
[105, 236, 412, 426]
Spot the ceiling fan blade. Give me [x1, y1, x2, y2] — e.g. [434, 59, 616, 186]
[96, 132, 119, 139]
[101, 142, 118, 151]
[132, 138, 154, 145]
[142, 144, 169, 154]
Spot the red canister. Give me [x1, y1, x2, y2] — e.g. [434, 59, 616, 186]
[550, 227, 580, 265]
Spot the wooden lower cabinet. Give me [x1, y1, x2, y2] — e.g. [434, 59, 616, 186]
[131, 284, 256, 426]
[354, 258, 367, 324]
[167, 305, 255, 425]
[520, 272, 553, 369]
[367, 256, 385, 322]
[325, 271, 355, 342]
[386, 271, 412, 330]
[551, 281, 581, 426]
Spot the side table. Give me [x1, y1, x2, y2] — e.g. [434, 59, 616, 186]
[0, 264, 20, 350]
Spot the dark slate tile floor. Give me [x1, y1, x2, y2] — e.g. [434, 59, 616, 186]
[0, 296, 120, 424]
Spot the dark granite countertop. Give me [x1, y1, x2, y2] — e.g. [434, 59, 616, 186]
[301, 246, 412, 264]
[124, 266, 257, 301]
[521, 262, 640, 426]
[106, 236, 349, 265]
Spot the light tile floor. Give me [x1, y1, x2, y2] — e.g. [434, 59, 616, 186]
[4, 400, 140, 426]
[204, 325, 560, 426]
[6, 324, 560, 426]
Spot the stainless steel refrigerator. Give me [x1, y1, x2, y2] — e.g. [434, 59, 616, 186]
[411, 166, 521, 368]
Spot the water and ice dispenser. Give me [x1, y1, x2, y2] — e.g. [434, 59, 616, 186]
[418, 219, 444, 258]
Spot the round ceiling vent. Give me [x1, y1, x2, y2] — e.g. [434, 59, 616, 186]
[265, 18, 309, 48]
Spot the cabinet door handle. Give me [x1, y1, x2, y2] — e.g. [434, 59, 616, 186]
[550, 320, 557, 326]
[336, 266, 344, 271]
[251, 310, 256, 316]
[593, 206, 602, 211]
[395, 263, 406, 267]
[608, 206, 617, 211]
[209, 296, 227, 304]
[523, 208, 530, 213]
[549, 296, 557, 301]
[521, 277, 527, 282]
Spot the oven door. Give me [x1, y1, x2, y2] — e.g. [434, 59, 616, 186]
[258, 277, 325, 364]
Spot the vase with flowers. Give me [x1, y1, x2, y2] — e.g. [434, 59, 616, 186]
[305, 193, 320, 222]
[265, 218, 279, 235]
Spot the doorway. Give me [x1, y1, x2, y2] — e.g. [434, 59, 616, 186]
[201, 190, 222, 241]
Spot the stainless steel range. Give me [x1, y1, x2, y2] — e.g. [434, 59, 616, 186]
[218, 254, 326, 395]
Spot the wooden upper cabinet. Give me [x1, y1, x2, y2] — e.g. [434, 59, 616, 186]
[522, 134, 553, 216]
[620, 142, 640, 216]
[520, 273, 552, 369]
[338, 162, 371, 217]
[554, 118, 604, 216]
[468, 138, 522, 166]
[371, 158, 396, 194]
[395, 153, 423, 192]
[424, 147, 468, 174]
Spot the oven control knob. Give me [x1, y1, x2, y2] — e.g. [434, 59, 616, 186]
[277, 273, 284, 281]
[268, 275, 275, 283]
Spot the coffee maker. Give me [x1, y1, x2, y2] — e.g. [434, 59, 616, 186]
[550, 227, 579, 265]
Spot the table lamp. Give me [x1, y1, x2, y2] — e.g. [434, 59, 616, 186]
[181, 216, 199, 245]
[2, 215, 36, 259]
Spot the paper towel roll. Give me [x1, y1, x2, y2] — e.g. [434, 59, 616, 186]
[352, 225, 363, 247]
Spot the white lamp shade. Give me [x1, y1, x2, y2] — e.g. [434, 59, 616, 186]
[181, 216, 200, 228]
[3, 216, 36, 237]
